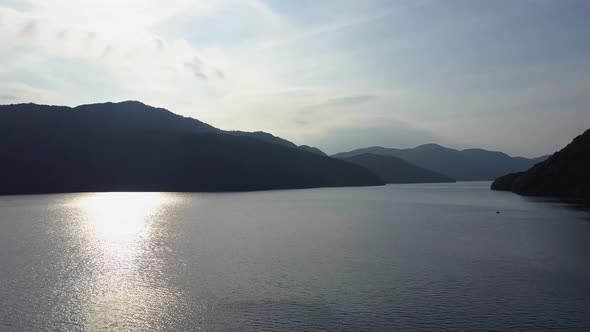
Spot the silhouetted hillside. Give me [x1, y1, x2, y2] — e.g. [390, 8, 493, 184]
[228, 132, 326, 156]
[332, 144, 547, 181]
[491, 129, 590, 197]
[228, 130, 297, 148]
[340, 153, 455, 184]
[298, 145, 327, 156]
[22, 100, 315, 155]
[0, 101, 383, 194]
[490, 172, 524, 191]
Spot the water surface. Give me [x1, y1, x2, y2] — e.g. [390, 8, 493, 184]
[1, 182, 589, 330]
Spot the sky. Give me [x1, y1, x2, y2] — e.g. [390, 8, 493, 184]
[1, 0, 589, 157]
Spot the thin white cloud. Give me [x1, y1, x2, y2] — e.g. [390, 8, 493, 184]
[0, 0, 588, 157]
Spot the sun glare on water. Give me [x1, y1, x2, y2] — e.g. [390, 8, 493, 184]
[77, 192, 165, 244]
[68, 192, 185, 329]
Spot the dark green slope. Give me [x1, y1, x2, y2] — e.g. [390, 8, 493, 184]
[491, 129, 590, 198]
[0, 102, 383, 195]
[340, 153, 455, 184]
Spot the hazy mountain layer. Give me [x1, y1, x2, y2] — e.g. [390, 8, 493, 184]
[333, 144, 547, 181]
[339, 153, 455, 184]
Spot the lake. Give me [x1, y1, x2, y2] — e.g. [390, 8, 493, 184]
[0, 182, 589, 331]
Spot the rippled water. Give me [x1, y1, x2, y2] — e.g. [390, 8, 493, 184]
[1, 182, 589, 331]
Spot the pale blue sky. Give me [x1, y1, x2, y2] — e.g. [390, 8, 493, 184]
[1, 0, 589, 156]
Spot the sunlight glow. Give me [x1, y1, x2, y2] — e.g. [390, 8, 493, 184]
[70, 192, 176, 266]
[67, 192, 184, 330]
[77, 192, 164, 244]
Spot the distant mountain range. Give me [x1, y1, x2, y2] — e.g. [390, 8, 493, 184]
[332, 144, 547, 181]
[340, 153, 455, 184]
[492, 129, 590, 198]
[0, 101, 382, 195]
[0, 100, 556, 195]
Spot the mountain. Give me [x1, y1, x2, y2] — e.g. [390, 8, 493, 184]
[298, 145, 327, 156]
[332, 144, 547, 181]
[0, 101, 383, 195]
[491, 129, 590, 198]
[227, 130, 297, 148]
[490, 172, 525, 191]
[2, 101, 325, 155]
[339, 153, 455, 184]
[63, 101, 322, 155]
[229, 132, 327, 156]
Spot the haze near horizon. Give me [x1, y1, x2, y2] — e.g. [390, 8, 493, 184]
[1, 0, 589, 157]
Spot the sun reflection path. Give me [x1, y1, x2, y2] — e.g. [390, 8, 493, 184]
[74, 192, 167, 260]
[69, 192, 187, 329]
[79, 192, 163, 238]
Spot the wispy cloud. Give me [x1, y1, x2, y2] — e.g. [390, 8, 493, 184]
[314, 94, 379, 108]
[20, 19, 38, 37]
[0, 0, 589, 157]
[184, 56, 208, 80]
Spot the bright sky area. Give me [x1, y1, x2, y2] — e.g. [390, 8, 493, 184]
[1, 0, 589, 156]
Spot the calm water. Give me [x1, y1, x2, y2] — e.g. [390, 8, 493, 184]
[0, 182, 589, 331]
